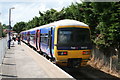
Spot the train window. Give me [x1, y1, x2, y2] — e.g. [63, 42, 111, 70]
[41, 33, 48, 44]
[58, 27, 91, 46]
[30, 36, 34, 40]
[59, 31, 72, 44]
[41, 37, 48, 44]
[30, 34, 35, 41]
[24, 33, 27, 40]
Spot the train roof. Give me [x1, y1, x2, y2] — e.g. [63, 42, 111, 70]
[52, 19, 88, 27]
[21, 19, 89, 32]
[39, 19, 88, 28]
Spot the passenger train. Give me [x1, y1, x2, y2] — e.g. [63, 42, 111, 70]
[20, 19, 92, 68]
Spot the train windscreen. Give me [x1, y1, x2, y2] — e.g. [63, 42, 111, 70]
[57, 27, 92, 49]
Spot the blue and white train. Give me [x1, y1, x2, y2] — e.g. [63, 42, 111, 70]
[20, 19, 92, 68]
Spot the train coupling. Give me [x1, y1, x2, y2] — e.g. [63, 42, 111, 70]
[67, 58, 82, 68]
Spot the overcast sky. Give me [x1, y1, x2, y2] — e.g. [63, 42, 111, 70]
[0, 0, 82, 26]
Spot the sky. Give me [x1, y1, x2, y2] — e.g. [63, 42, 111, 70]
[0, 0, 82, 27]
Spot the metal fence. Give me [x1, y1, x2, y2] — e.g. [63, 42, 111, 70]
[0, 38, 7, 64]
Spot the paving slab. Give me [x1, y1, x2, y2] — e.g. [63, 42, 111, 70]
[1, 41, 74, 79]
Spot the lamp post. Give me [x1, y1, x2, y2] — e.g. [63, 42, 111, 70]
[8, 7, 15, 49]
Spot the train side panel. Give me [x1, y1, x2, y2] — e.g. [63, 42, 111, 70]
[22, 32, 28, 43]
[29, 30, 36, 48]
[40, 26, 55, 58]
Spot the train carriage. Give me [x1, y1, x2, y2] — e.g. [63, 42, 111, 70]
[20, 19, 92, 68]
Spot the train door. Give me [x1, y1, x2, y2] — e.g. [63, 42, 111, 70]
[27, 32, 30, 44]
[21, 33, 23, 40]
[38, 30, 41, 51]
[35, 30, 39, 50]
[48, 27, 54, 60]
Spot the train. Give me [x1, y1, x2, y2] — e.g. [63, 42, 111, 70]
[20, 19, 92, 68]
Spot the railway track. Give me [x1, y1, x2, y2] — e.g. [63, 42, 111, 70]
[58, 65, 120, 80]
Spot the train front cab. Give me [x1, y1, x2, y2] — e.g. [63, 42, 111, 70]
[54, 25, 92, 68]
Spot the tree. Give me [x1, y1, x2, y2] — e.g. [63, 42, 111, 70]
[91, 2, 120, 56]
[13, 22, 26, 33]
[13, 2, 120, 56]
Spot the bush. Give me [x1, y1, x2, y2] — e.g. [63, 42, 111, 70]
[2, 32, 7, 37]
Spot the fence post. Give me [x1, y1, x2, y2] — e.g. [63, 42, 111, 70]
[0, 23, 2, 38]
[116, 48, 120, 73]
[0, 39, 1, 80]
[0, 39, 2, 64]
[110, 56, 112, 73]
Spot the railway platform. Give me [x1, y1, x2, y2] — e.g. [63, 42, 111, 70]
[1, 41, 74, 79]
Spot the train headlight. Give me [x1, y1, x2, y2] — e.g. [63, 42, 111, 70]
[82, 51, 91, 55]
[58, 52, 68, 55]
